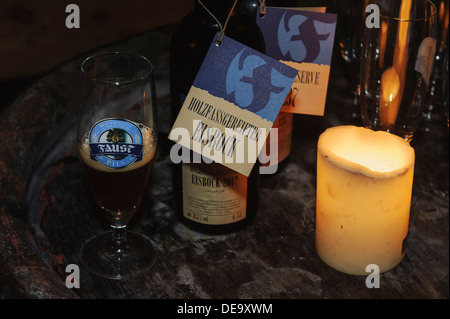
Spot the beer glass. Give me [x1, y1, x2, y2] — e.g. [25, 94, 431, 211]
[78, 52, 158, 279]
[360, 0, 437, 142]
[335, 0, 366, 105]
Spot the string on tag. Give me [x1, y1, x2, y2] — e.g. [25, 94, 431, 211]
[197, 0, 239, 46]
[259, 0, 266, 16]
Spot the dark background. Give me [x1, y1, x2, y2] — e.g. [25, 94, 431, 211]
[1, 0, 448, 113]
[0, 0, 194, 111]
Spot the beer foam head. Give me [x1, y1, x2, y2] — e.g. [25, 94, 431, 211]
[80, 123, 157, 172]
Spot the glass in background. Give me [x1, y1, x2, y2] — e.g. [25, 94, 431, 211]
[444, 40, 449, 128]
[332, 0, 368, 114]
[360, 0, 437, 142]
[423, 0, 449, 125]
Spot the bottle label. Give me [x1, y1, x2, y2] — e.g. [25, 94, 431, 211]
[169, 34, 297, 177]
[256, 7, 337, 116]
[182, 163, 247, 225]
[89, 119, 143, 169]
[263, 111, 293, 166]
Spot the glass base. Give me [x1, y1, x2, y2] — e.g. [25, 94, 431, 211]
[80, 231, 156, 280]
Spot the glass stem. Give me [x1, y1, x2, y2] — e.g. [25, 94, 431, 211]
[111, 224, 127, 247]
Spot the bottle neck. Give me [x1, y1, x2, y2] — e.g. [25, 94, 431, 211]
[194, 0, 240, 22]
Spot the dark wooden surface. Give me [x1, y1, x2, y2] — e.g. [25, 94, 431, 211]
[0, 23, 448, 299]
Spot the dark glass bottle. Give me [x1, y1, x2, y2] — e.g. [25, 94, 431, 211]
[169, 0, 265, 234]
[241, 0, 299, 18]
[243, 0, 331, 169]
[243, 0, 300, 169]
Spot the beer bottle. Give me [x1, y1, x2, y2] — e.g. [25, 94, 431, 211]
[243, 0, 330, 169]
[243, 0, 297, 169]
[169, 0, 265, 234]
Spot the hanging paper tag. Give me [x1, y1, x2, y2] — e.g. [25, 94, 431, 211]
[256, 7, 337, 115]
[169, 34, 297, 177]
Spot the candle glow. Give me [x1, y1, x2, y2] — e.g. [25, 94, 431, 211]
[315, 126, 415, 275]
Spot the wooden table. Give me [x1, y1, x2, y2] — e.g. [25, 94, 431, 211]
[0, 24, 448, 299]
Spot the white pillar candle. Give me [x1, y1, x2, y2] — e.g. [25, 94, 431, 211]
[316, 126, 415, 275]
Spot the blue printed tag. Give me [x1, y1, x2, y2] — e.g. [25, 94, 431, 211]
[257, 7, 336, 65]
[169, 34, 298, 176]
[256, 7, 337, 115]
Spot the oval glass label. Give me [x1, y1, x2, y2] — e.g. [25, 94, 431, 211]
[89, 118, 143, 169]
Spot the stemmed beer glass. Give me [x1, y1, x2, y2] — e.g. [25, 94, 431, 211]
[360, 0, 437, 142]
[78, 52, 158, 279]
